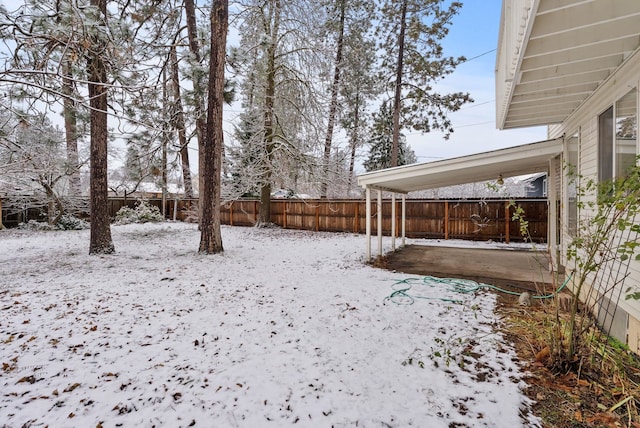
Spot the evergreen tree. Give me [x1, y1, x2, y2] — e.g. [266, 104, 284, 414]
[364, 101, 416, 172]
[199, 0, 227, 254]
[377, 0, 472, 167]
[319, 0, 378, 198]
[338, 8, 380, 189]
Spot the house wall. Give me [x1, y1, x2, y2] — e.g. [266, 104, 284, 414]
[549, 49, 640, 346]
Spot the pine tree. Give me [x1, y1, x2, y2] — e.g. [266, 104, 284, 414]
[377, 0, 472, 167]
[319, 0, 378, 198]
[86, 0, 114, 254]
[364, 101, 416, 172]
[199, 0, 227, 254]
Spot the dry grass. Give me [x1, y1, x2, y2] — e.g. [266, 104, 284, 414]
[497, 295, 640, 428]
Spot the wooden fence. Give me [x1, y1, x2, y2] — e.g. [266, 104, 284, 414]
[2, 197, 547, 243]
[109, 197, 548, 243]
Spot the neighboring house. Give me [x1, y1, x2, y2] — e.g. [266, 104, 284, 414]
[496, 0, 640, 353]
[523, 173, 547, 198]
[358, 0, 640, 354]
[108, 180, 185, 198]
[410, 175, 543, 199]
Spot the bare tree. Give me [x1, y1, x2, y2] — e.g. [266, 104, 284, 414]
[0, 0, 182, 251]
[229, 0, 327, 221]
[0, 113, 84, 225]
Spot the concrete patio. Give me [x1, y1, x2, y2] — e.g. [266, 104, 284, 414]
[384, 244, 559, 293]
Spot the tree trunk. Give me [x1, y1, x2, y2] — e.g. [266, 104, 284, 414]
[348, 92, 361, 188]
[184, 0, 207, 223]
[42, 180, 65, 225]
[391, 0, 407, 168]
[257, 0, 281, 226]
[169, 46, 194, 199]
[320, 0, 346, 199]
[62, 61, 81, 196]
[162, 67, 168, 218]
[199, 0, 227, 254]
[88, 0, 114, 254]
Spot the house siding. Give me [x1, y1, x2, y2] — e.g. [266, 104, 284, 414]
[549, 49, 640, 345]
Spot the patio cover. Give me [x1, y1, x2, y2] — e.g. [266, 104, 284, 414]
[356, 137, 563, 260]
[357, 137, 562, 194]
[496, 0, 640, 129]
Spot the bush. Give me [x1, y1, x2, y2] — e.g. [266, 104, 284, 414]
[55, 214, 89, 230]
[17, 220, 53, 231]
[114, 200, 164, 224]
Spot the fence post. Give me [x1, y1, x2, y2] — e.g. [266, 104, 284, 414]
[283, 201, 287, 229]
[444, 200, 449, 240]
[505, 201, 510, 244]
[254, 200, 258, 224]
[315, 205, 320, 232]
[354, 202, 359, 233]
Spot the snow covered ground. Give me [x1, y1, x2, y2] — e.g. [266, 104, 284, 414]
[0, 222, 540, 427]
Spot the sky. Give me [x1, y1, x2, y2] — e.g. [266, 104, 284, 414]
[0, 221, 542, 427]
[401, 0, 547, 164]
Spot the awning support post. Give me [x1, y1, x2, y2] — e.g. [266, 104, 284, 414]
[377, 190, 382, 257]
[391, 193, 396, 251]
[402, 194, 406, 247]
[365, 187, 371, 262]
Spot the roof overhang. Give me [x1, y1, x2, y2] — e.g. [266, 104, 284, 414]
[357, 138, 563, 194]
[495, 0, 640, 130]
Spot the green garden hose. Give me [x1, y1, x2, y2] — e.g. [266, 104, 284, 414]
[384, 273, 572, 305]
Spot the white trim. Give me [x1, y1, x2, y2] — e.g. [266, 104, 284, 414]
[357, 138, 562, 194]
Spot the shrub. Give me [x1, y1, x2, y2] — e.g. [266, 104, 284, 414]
[17, 220, 53, 231]
[55, 214, 89, 230]
[114, 199, 164, 224]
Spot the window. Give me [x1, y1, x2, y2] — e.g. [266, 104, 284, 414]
[615, 89, 637, 178]
[599, 89, 638, 182]
[598, 107, 614, 182]
[566, 132, 579, 237]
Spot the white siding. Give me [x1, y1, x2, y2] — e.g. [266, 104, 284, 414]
[550, 49, 640, 333]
